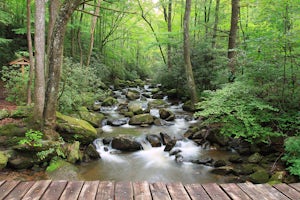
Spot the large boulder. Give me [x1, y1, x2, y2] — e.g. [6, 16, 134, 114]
[159, 108, 175, 121]
[102, 97, 118, 106]
[46, 158, 81, 180]
[126, 90, 140, 100]
[129, 114, 154, 126]
[84, 144, 100, 160]
[111, 136, 141, 151]
[128, 102, 144, 115]
[146, 134, 161, 147]
[249, 169, 269, 184]
[56, 112, 97, 145]
[66, 141, 82, 164]
[78, 107, 105, 128]
[8, 154, 35, 169]
[0, 151, 8, 169]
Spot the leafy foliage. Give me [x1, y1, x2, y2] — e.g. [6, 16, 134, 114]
[1, 65, 29, 104]
[195, 81, 282, 143]
[283, 137, 300, 177]
[18, 129, 43, 147]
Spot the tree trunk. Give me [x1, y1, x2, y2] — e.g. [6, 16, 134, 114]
[77, 3, 85, 67]
[212, 0, 220, 48]
[86, 0, 102, 67]
[167, 0, 172, 70]
[26, 0, 34, 105]
[183, 0, 197, 108]
[44, 0, 83, 130]
[34, 0, 46, 124]
[228, 0, 239, 81]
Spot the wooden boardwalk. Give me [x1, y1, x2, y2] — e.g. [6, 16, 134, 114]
[0, 180, 300, 200]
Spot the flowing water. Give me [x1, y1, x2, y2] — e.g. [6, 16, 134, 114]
[78, 86, 237, 184]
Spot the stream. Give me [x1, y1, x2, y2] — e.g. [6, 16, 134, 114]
[78, 85, 237, 184]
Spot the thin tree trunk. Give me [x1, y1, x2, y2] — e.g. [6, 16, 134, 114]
[183, 0, 197, 109]
[167, 0, 172, 70]
[26, 0, 34, 105]
[212, 0, 220, 48]
[228, 0, 239, 81]
[34, 0, 46, 124]
[86, 0, 102, 67]
[44, 0, 82, 130]
[77, 3, 85, 67]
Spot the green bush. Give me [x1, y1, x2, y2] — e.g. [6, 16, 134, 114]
[283, 136, 300, 177]
[195, 81, 282, 143]
[18, 129, 43, 147]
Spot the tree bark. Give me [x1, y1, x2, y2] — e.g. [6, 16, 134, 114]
[228, 0, 239, 81]
[183, 0, 197, 108]
[212, 0, 220, 48]
[44, 0, 83, 130]
[167, 0, 172, 70]
[26, 0, 34, 105]
[34, 0, 46, 124]
[86, 0, 102, 67]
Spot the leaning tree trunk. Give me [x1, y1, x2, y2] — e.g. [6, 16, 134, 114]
[183, 0, 198, 109]
[44, 0, 83, 131]
[228, 0, 239, 81]
[26, 0, 34, 105]
[33, 0, 46, 124]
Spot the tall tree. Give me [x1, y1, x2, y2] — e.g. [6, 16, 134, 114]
[44, 0, 84, 131]
[228, 0, 239, 81]
[167, 0, 172, 69]
[34, 0, 46, 124]
[86, 0, 102, 67]
[26, 0, 34, 105]
[183, 0, 197, 108]
[212, 0, 220, 48]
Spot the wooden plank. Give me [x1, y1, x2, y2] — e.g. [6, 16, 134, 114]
[150, 182, 171, 200]
[4, 181, 34, 200]
[237, 182, 269, 200]
[59, 181, 84, 200]
[22, 180, 51, 200]
[290, 183, 300, 192]
[220, 183, 251, 200]
[132, 181, 152, 200]
[256, 184, 290, 200]
[96, 181, 115, 200]
[115, 181, 133, 200]
[184, 183, 210, 200]
[202, 183, 230, 200]
[274, 183, 300, 199]
[0, 180, 5, 187]
[166, 182, 190, 200]
[0, 181, 20, 199]
[78, 181, 99, 200]
[40, 180, 68, 200]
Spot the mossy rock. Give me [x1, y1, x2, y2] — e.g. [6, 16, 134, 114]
[269, 171, 285, 183]
[128, 103, 144, 115]
[148, 99, 167, 108]
[10, 106, 33, 118]
[166, 89, 177, 99]
[126, 90, 140, 100]
[182, 100, 195, 112]
[0, 109, 9, 120]
[0, 151, 8, 169]
[78, 107, 105, 128]
[249, 169, 270, 184]
[129, 114, 154, 125]
[0, 123, 27, 136]
[56, 112, 97, 145]
[248, 152, 263, 163]
[66, 141, 82, 164]
[102, 97, 118, 106]
[46, 158, 81, 180]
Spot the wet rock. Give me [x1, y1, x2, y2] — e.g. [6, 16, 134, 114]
[192, 157, 214, 165]
[146, 134, 162, 147]
[66, 141, 82, 164]
[46, 158, 81, 180]
[148, 99, 167, 108]
[0, 151, 8, 169]
[248, 152, 263, 164]
[92, 102, 101, 111]
[8, 154, 34, 169]
[169, 149, 182, 156]
[78, 107, 105, 128]
[164, 140, 176, 152]
[152, 92, 164, 99]
[229, 154, 243, 163]
[175, 154, 184, 163]
[129, 114, 154, 126]
[102, 97, 118, 106]
[214, 160, 227, 167]
[211, 166, 234, 175]
[160, 132, 173, 145]
[182, 100, 195, 112]
[126, 90, 140, 100]
[103, 137, 112, 145]
[159, 108, 175, 121]
[154, 118, 165, 126]
[232, 164, 256, 175]
[128, 103, 144, 115]
[56, 112, 97, 145]
[206, 128, 230, 146]
[249, 169, 269, 184]
[111, 136, 141, 152]
[166, 89, 177, 99]
[84, 144, 100, 160]
[108, 118, 128, 126]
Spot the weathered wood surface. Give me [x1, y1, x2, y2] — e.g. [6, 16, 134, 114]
[0, 180, 299, 200]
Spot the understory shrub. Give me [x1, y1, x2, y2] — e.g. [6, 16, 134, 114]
[283, 136, 300, 177]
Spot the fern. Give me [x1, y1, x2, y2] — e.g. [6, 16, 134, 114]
[283, 137, 300, 176]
